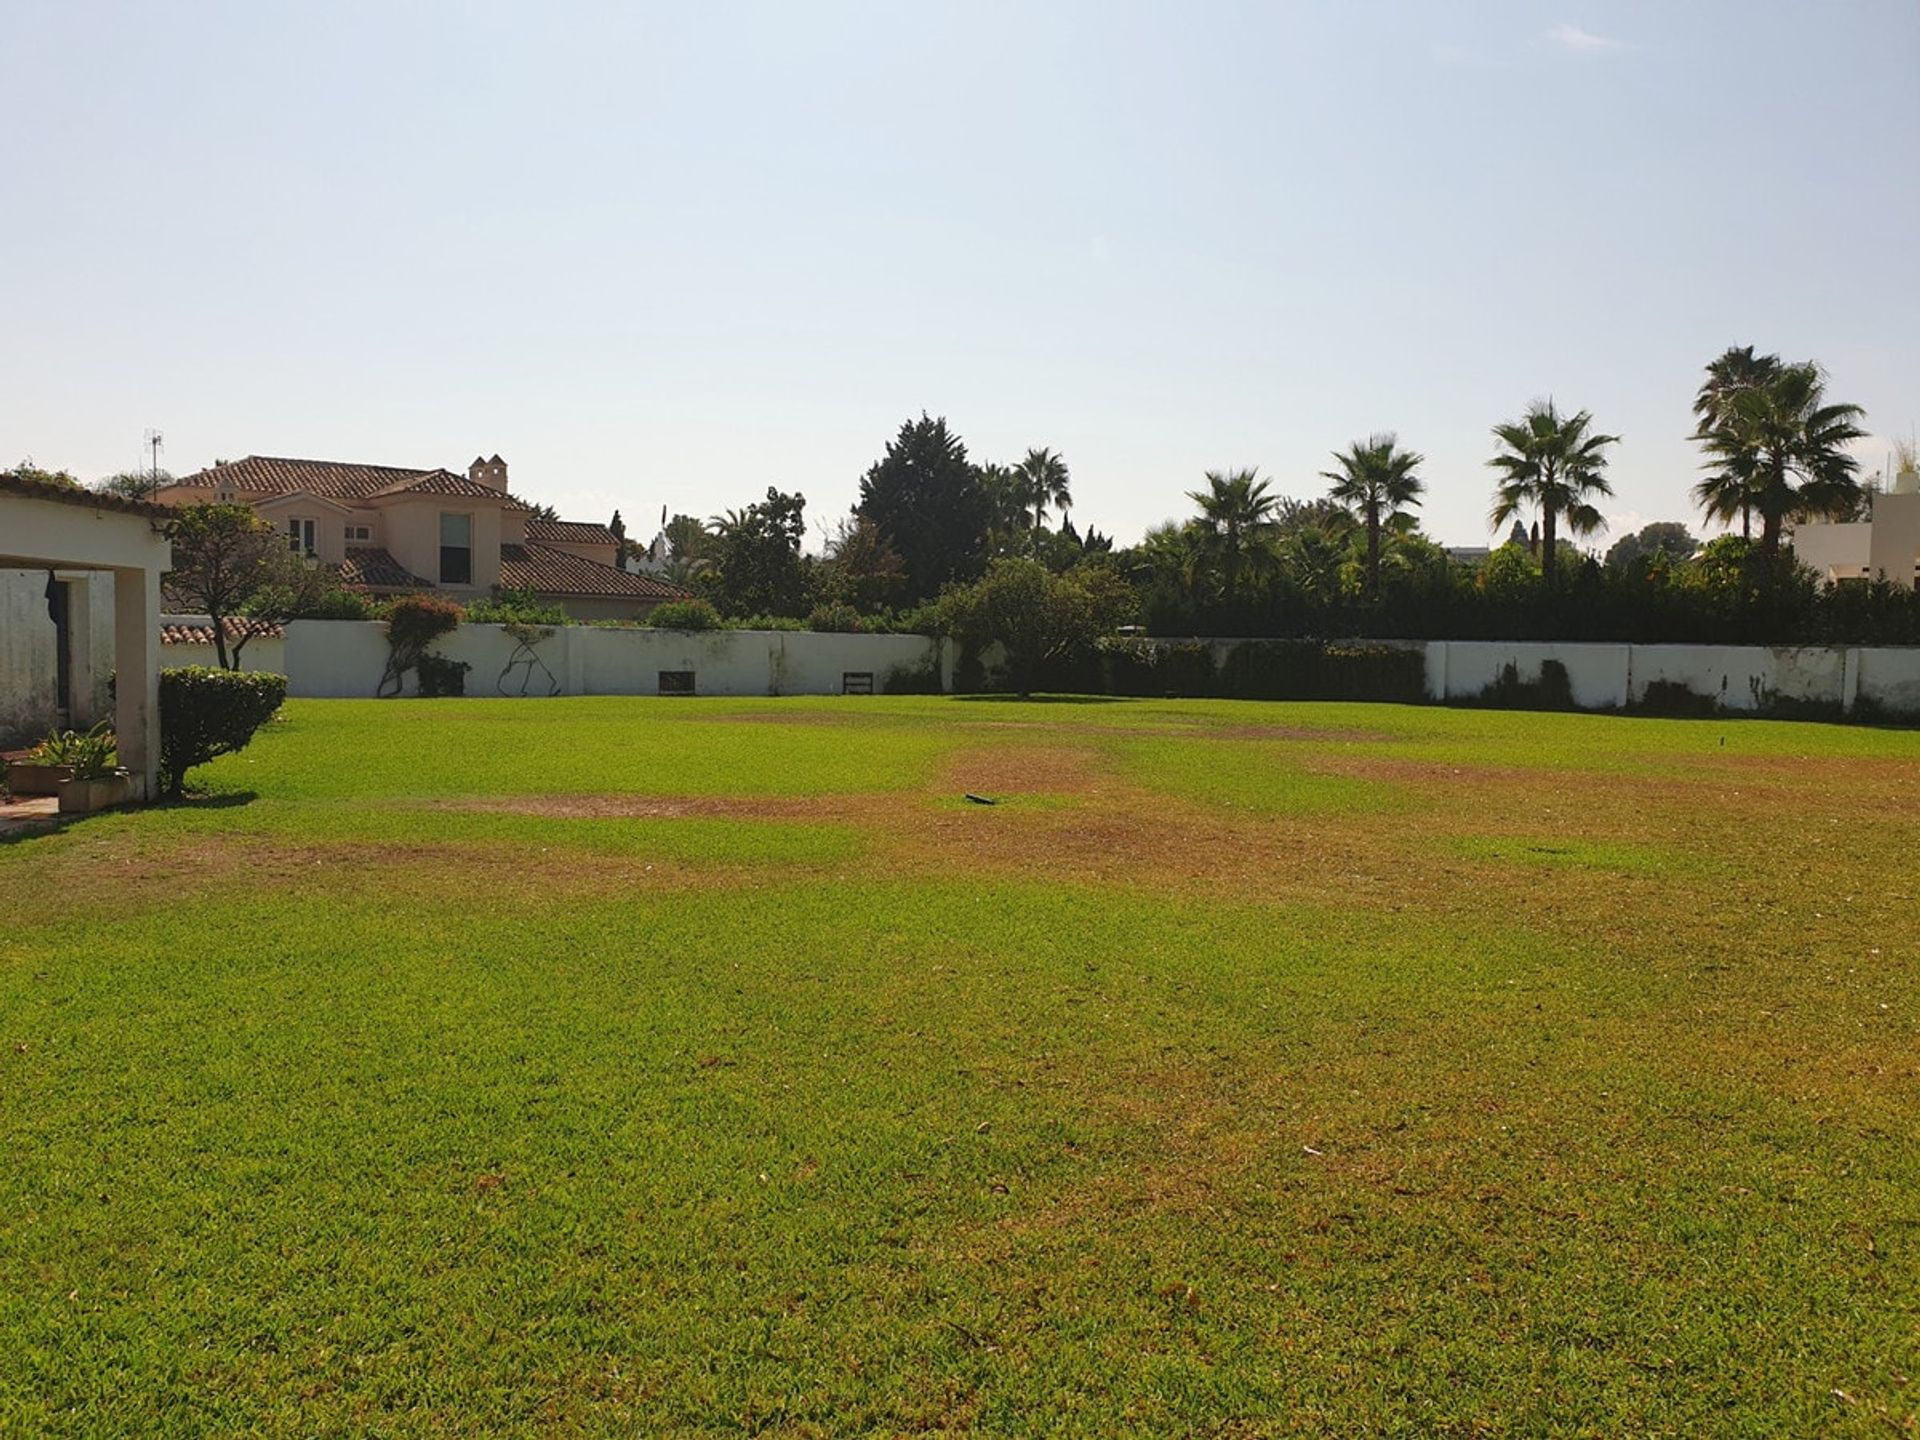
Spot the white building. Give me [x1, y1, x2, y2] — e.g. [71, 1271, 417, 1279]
[1792, 465, 1920, 587]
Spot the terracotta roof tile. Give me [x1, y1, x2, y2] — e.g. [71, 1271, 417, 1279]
[525, 517, 620, 546]
[498, 542, 690, 600]
[160, 456, 436, 501]
[367, 469, 530, 508]
[0, 471, 178, 520]
[161, 618, 285, 646]
[337, 547, 433, 591]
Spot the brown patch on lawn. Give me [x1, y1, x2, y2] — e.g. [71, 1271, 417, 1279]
[438, 793, 861, 821]
[938, 745, 1106, 796]
[1202, 724, 1387, 744]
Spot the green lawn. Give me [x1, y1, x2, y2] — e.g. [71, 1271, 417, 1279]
[3, 696, 1917, 1436]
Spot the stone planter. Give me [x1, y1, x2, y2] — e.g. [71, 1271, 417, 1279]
[57, 770, 132, 814]
[7, 762, 74, 797]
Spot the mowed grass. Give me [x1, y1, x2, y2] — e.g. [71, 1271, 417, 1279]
[2, 697, 1918, 1436]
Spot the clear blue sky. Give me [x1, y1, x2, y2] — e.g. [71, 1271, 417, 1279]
[4, 0, 1915, 548]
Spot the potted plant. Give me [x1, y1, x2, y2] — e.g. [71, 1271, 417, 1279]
[56, 723, 130, 814]
[7, 726, 85, 796]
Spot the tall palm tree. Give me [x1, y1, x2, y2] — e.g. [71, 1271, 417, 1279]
[1187, 468, 1279, 603]
[1014, 448, 1072, 539]
[1692, 346, 1783, 540]
[974, 462, 1029, 556]
[1321, 433, 1425, 600]
[1487, 401, 1618, 584]
[1694, 362, 1866, 557]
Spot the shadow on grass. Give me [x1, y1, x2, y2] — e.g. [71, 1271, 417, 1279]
[0, 789, 259, 847]
[950, 694, 1133, 705]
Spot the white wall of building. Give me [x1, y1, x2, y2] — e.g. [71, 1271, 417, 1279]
[2, 568, 116, 744]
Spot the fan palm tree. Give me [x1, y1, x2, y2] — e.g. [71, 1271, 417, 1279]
[1321, 433, 1426, 600]
[1187, 468, 1279, 603]
[1691, 346, 1783, 539]
[1694, 362, 1866, 557]
[1487, 401, 1618, 584]
[1014, 448, 1072, 539]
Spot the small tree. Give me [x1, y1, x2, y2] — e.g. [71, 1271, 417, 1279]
[710, 487, 810, 617]
[97, 468, 175, 500]
[164, 503, 307, 669]
[938, 557, 1127, 697]
[378, 594, 463, 697]
[158, 667, 286, 795]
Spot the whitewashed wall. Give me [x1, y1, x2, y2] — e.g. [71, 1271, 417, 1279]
[158, 614, 287, 676]
[163, 615, 1920, 718]
[1418, 639, 1915, 715]
[2, 568, 116, 744]
[280, 621, 951, 698]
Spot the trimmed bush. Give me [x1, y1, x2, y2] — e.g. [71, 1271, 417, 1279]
[159, 666, 286, 795]
[1217, 640, 1427, 702]
[417, 655, 472, 697]
[648, 599, 720, 631]
[380, 594, 463, 698]
[806, 602, 865, 633]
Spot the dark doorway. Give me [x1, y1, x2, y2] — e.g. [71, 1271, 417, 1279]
[46, 577, 74, 719]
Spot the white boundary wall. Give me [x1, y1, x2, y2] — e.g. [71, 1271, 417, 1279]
[156, 617, 1920, 717]
[275, 621, 951, 698]
[1408, 639, 1920, 715]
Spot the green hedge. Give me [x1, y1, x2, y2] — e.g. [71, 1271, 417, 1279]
[159, 666, 287, 796]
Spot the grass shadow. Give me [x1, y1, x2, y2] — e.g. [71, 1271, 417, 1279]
[950, 694, 1134, 705]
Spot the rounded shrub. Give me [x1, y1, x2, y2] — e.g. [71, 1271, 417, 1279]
[159, 666, 287, 796]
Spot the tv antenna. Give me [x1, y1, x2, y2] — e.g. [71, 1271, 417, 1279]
[144, 429, 164, 489]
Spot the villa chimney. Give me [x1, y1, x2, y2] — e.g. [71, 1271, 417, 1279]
[468, 454, 509, 491]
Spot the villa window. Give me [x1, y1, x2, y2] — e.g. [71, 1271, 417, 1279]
[287, 518, 316, 556]
[439, 513, 473, 585]
[346, 524, 371, 543]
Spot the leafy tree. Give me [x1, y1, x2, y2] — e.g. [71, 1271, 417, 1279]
[856, 415, 992, 602]
[1321, 433, 1425, 600]
[1488, 401, 1619, 585]
[1477, 542, 1544, 603]
[164, 503, 310, 669]
[1605, 521, 1697, 571]
[664, 513, 716, 563]
[938, 557, 1129, 697]
[1693, 361, 1866, 559]
[1013, 447, 1072, 538]
[608, 510, 628, 561]
[710, 487, 809, 617]
[821, 515, 907, 612]
[9, 459, 80, 488]
[1187, 468, 1279, 603]
[98, 468, 174, 499]
[526, 502, 561, 522]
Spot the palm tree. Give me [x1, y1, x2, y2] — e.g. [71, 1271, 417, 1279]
[1321, 433, 1425, 600]
[1187, 468, 1279, 603]
[1014, 448, 1072, 539]
[1694, 362, 1866, 557]
[1487, 401, 1618, 584]
[1692, 346, 1783, 539]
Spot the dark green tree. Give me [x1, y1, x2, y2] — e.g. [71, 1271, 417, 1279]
[711, 487, 809, 617]
[1605, 521, 1697, 571]
[856, 415, 992, 602]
